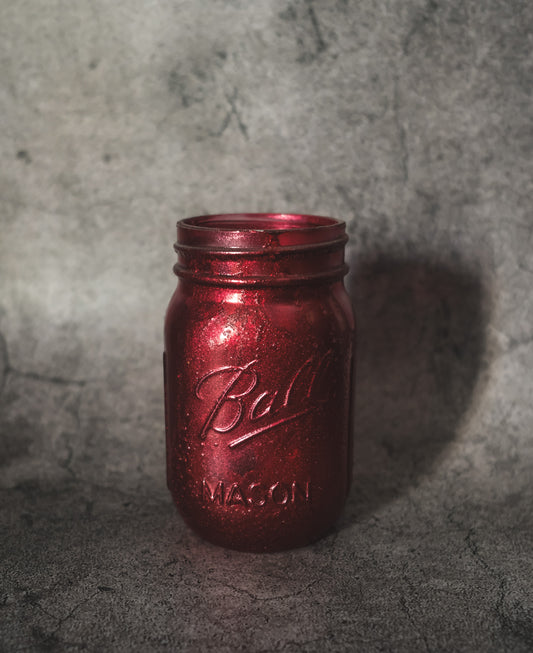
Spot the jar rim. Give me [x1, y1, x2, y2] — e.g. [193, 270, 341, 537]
[177, 213, 346, 251]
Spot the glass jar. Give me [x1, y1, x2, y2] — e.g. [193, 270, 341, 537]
[164, 214, 354, 551]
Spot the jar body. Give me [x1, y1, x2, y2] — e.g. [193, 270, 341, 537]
[164, 214, 354, 552]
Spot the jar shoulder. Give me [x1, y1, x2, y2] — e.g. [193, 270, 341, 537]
[165, 282, 353, 340]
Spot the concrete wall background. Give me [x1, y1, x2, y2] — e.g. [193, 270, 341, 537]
[1, 1, 532, 650]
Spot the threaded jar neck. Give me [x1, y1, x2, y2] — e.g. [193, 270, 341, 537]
[174, 213, 349, 286]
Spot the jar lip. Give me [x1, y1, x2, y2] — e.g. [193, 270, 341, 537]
[178, 213, 346, 250]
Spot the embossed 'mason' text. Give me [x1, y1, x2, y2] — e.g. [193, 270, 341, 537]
[202, 479, 310, 507]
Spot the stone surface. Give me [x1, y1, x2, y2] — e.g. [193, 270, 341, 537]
[1, 1, 532, 650]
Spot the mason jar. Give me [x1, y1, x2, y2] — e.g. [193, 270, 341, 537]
[164, 213, 354, 551]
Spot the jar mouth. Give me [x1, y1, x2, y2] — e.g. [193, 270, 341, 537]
[178, 213, 346, 251]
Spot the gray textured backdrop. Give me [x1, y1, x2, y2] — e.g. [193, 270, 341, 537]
[1, 1, 532, 651]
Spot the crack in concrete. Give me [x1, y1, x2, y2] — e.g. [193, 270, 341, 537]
[281, 0, 327, 64]
[211, 577, 321, 602]
[0, 330, 8, 395]
[214, 88, 249, 140]
[7, 368, 87, 387]
[507, 333, 533, 353]
[495, 576, 533, 650]
[52, 590, 100, 633]
[393, 76, 409, 185]
[305, 0, 327, 56]
[465, 527, 492, 573]
[0, 328, 91, 478]
[24, 593, 61, 622]
[398, 570, 431, 653]
[25, 590, 101, 651]
[447, 511, 533, 647]
[399, 594, 431, 652]
[0, 330, 90, 390]
[403, 0, 440, 55]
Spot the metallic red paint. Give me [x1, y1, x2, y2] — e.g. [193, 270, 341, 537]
[164, 214, 354, 551]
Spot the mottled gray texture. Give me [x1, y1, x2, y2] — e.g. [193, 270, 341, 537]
[1, 0, 532, 651]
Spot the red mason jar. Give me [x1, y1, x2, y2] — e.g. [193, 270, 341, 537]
[164, 214, 354, 551]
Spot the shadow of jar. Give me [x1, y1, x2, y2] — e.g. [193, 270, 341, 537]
[342, 252, 492, 522]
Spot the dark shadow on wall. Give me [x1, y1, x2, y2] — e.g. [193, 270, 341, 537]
[342, 252, 491, 523]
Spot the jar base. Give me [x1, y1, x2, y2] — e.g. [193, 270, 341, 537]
[172, 498, 341, 553]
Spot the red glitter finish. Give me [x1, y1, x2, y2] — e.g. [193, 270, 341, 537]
[164, 214, 354, 552]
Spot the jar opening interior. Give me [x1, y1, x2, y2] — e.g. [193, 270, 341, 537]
[177, 213, 346, 250]
[183, 213, 341, 232]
